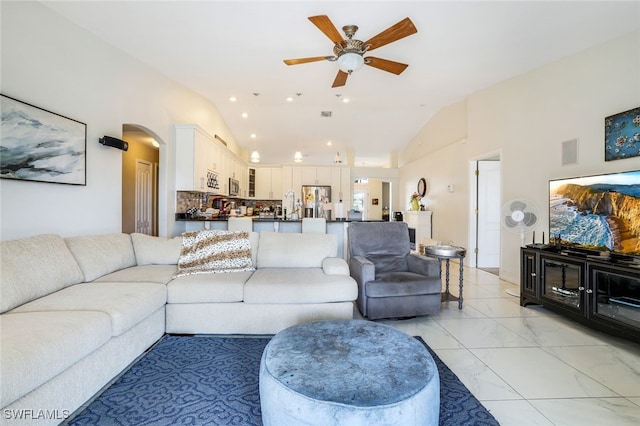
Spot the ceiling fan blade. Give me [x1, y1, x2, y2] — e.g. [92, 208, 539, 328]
[365, 57, 409, 75]
[332, 70, 349, 88]
[284, 56, 331, 65]
[308, 15, 344, 44]
[364, 17, 417, 51]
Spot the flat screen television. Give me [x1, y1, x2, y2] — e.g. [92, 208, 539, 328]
[549, 170, 640, 259]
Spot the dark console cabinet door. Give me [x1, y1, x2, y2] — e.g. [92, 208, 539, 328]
[540, 254, 586, 315]
[520, 249, 539, 305]
[520, 247, 640, 343]
[590, 263, 640, 333]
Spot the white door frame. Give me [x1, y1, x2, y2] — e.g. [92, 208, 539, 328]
[476, 160, 501, 267]
[467, 150, 502, 268]
[352, 188, 369, 220]
[135, 159, 153, 235]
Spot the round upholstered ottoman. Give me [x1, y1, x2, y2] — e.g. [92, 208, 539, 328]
[259, 320, 439, 426]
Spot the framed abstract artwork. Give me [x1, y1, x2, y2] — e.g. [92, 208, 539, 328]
[1, 94, 86, 185]
[604, 106, 640, 162]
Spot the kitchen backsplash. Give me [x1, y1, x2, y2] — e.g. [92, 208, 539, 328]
[176, 191, 281, 214]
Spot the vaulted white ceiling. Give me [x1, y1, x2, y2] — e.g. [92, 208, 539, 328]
[44, 1, 640, 167]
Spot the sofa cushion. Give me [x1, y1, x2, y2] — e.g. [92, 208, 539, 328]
[0, 234, 84, 313]
[0, 311, 111, 408]
[366, 272, 442, 297]
[348, 222, 411, 273]
[249, 231, 259, 267]
[244, 268, 357, 304]
[131, 233, 182, 265]
[174, 230, 254, 277]
[348, 222, 411, 258]
[11, 282, 166, 336]
[94, 265, 177, 284]
[167, 271, 254, 303]
[65, 233, 137, 282]
[256, 232, 337, 268]
[322, 257, 350, 275]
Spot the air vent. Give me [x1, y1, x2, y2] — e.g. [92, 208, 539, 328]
[320, 111, 332, 118]
[561, 139, 578, 165]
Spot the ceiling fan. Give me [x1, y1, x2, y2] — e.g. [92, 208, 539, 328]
[283, 15, 417, 88]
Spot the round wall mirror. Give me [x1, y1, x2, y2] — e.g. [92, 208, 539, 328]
[417, 178, 428, 197]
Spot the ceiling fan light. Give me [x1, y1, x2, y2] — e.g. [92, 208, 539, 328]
[250, 150, 260, 163]
[294, 151, 303, 163]
[337, 52, 364, 73]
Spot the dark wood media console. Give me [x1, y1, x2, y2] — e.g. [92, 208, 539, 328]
[521, 247, 640, 343]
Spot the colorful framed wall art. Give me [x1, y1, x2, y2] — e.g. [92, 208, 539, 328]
[604, 106, 640, 162]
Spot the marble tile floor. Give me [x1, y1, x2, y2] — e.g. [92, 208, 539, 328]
[358, 265, 640, 426]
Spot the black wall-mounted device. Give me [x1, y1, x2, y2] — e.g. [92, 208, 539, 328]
[99, 136, 128, 151]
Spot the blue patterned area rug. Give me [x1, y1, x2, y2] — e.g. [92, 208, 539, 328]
[67, 335, 499, 425]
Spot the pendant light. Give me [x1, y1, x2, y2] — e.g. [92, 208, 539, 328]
[250, 133, 259, 163]
[294, 151, 303, 163]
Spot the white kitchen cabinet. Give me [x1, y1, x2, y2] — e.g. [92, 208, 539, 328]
[235, 158, 248, 198]
[301, 167, 316, 185]
[315, 167, 332, 185]
[174, 124, 245, 196]
[255, 168, 269, 199]
[271, 167, 283, 200]
[331, 167, 351, 204]
[282, 166, 303, 199]
[175, 125, 216, 191]
[255, 167, 283, 200]
[302, 166, 332, 185]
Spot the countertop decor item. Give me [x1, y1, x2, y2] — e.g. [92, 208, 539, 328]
[410, 191, 422, 211]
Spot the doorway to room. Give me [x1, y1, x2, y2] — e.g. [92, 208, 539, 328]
[121, 124, 160, 236]
[469, 154, 502, 271]
[353, 178, 391, 221]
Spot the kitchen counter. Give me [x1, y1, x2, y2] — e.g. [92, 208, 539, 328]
[175, 215, 352, 223]
[173, 215, 355, 259]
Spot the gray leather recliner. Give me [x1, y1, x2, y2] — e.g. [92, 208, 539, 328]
[348, 221, 442, 320]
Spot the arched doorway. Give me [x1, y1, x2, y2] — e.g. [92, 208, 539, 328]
[121, 124, 161, 236]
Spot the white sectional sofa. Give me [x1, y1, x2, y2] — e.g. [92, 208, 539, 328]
[0, 230, 357, 425]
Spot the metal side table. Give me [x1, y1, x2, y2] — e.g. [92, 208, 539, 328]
[423, 245, 467, 309]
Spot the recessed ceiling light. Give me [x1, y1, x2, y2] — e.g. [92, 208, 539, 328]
[229, 96, 237, 102]
[326, 141, 332, 146]
[286, 97, 293, 102]
[342, 98, 350, 103]
[250, 133, 257, 139]
[242, 112, 248, 118]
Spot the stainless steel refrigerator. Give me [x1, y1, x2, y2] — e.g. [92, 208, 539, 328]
[301, 186, 332, 219]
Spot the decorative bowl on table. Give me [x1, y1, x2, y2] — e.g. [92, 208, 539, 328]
[423, 245, 466, 258]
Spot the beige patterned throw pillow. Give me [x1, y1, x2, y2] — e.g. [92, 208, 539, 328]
[174, 230, 255, 277]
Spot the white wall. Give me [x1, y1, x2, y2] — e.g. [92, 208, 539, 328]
[0, 2, 238, 240]
[400, 31, 640, 284]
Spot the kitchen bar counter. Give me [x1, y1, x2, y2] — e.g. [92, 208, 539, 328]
[173, 216, 355, 259]
[175, 215, 352, 223]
